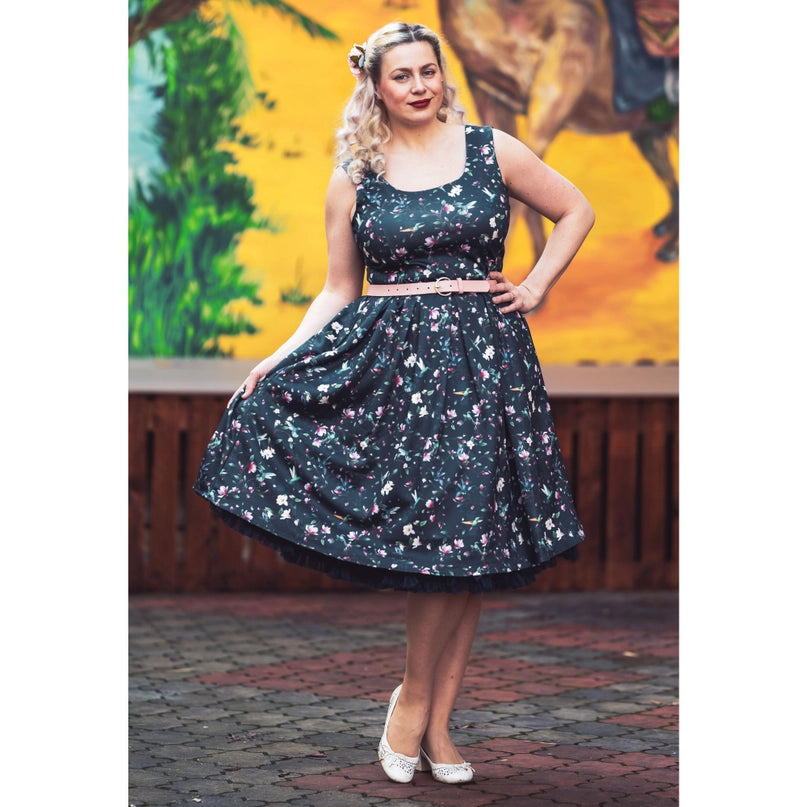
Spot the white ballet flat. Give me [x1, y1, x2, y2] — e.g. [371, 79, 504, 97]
[417, 747, 475, 784]
[377, 684, 419, 784]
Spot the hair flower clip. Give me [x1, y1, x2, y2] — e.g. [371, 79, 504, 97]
[347, 43, 366, 78]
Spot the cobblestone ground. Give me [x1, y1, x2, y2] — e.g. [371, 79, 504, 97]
[129, 590, 678, 806]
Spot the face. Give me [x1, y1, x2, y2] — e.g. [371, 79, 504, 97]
[375, 40, 443, 125]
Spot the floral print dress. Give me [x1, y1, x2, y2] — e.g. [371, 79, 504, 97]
[193, 125, 584, 592]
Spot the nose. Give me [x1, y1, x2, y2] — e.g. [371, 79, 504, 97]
[411, 75, 426, 94]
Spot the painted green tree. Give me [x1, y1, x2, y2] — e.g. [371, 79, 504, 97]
[128, 0, 337, 356]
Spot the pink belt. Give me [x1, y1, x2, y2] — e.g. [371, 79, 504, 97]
[365, 277, 492, 297]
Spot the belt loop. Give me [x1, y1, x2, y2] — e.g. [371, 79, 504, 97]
[456, 278, 464, 294]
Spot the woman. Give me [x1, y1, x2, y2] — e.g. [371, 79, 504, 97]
[194, 21, 595, 785]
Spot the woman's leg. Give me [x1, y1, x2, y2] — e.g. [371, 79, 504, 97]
[386, 592, 483, 762]
[422, 592, 482, 763]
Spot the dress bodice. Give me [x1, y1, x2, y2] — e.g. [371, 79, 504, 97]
[350, 125, 511, 286]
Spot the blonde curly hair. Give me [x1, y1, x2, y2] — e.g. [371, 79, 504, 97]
[335, 22, 465, 184]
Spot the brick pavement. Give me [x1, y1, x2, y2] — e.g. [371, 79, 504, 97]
[129, 590, 678, 806]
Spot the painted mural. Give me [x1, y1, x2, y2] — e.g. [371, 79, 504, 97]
[128, 0, 679, 364]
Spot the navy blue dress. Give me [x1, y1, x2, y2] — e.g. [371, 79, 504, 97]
[193, 125, 584, 592]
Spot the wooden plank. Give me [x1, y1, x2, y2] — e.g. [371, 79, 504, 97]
[211, 521, 251, 591]
[573, 398, 607, 589]
[180, 393, 249, 591]
[128, 395, 147, 592]
[183, 394, 227, 591]
[552, 398, 576, 463]
[637, 399, 671, 588]
[148, 396, 183, 591]
[247, 541, 286, 589]
[668, 398, 679, 587]
[604, 398, 640, 588]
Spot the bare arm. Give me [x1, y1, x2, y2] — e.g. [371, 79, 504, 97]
[489, 128, 595, 314]
[236, 167, 365, 400]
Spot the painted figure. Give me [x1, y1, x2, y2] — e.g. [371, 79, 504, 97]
[438, 0, 679, 262]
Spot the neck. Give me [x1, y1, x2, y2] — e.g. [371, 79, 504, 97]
[388, 118, 447, 151]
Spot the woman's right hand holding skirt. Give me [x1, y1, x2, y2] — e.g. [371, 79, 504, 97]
[230, 355, 278, 404]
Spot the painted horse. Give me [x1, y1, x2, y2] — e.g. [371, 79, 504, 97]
[438, 0, 679, 262]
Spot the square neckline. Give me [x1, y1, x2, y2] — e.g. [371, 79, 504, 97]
[377, 125, 470, 194]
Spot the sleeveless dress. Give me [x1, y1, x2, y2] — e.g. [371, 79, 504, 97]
[193, 125, 584, 592]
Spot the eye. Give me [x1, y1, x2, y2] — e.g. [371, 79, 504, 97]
[423, 68, 437, 77]
[393, 72, 409, 81]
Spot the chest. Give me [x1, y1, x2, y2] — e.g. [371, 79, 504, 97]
[353, 174, 510, 263]
[382, 150, 467, 193]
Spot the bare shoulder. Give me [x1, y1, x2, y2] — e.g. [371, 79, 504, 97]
[327, 164, 359, 195]
[490, 127, 523, 152]
[490, 128, 542, 182]
[325, 165, 358, 217]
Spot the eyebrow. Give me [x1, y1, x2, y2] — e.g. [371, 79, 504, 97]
[386, 61, 438, 74]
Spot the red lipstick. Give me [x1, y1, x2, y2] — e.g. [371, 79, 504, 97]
[410, 99, 431, 109]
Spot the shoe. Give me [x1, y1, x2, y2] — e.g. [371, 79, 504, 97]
[416, 747, 474, 784]
[377, 684, 419, 783]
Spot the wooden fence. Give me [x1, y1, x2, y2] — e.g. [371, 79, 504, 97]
[129, 371, 678, 593]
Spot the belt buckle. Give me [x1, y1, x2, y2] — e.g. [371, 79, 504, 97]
[434, 276, 453, 296]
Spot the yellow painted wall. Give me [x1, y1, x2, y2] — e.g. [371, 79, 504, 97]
[208, 0, 678, 364]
